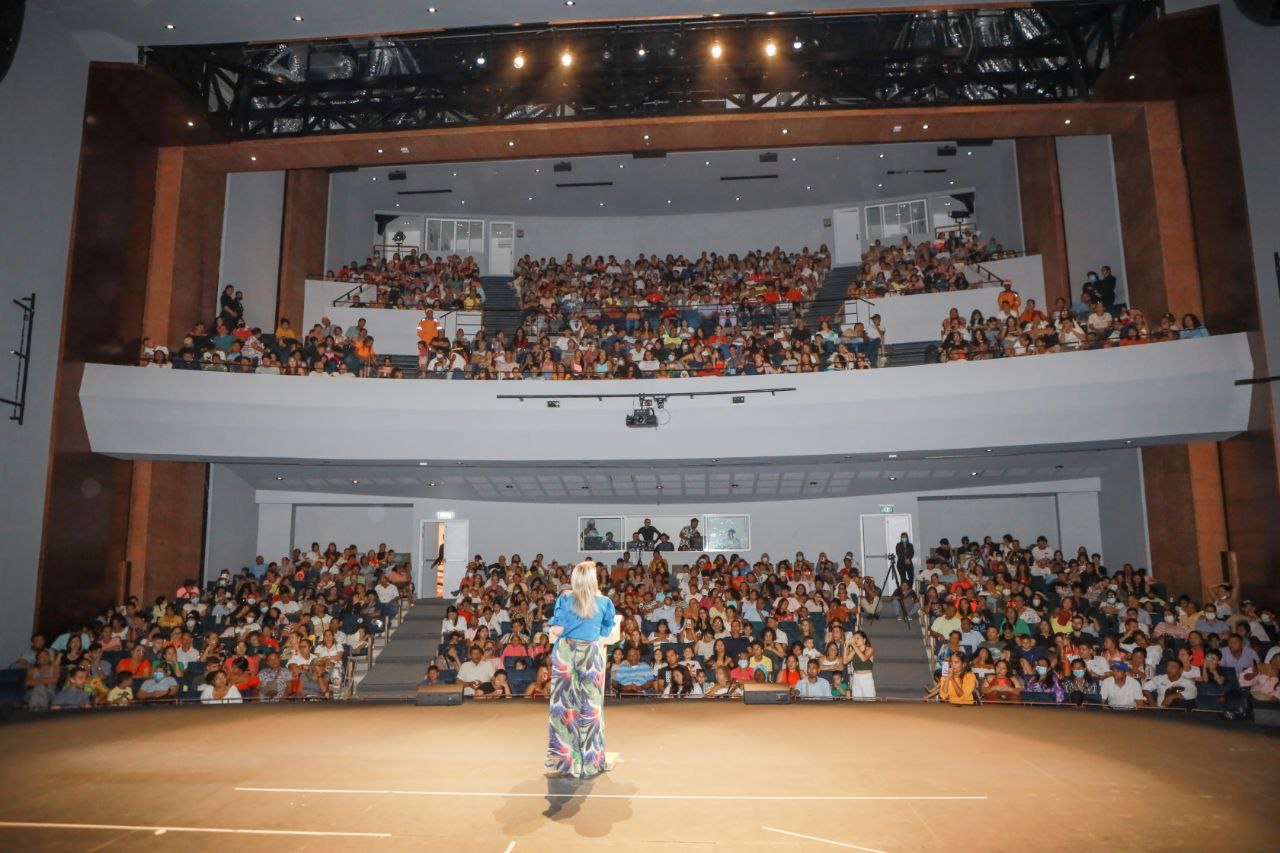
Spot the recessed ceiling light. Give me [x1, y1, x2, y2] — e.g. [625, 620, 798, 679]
[1125, 439, 1133, 445]
[351, 479, 360, 484]
[1128, 73, 1137, 81]
[922, 123, 930, 129]
[877, 183, 883, 188]
[507, 140, 515, 147]
[767, 10, 777, 15]
[513, 54, 526, 69]
[643, 133, 650, 140]
[949, 180, 955, 185]
[561, 51, 573, 67]
[599, 202, 604, 207]
[372, 176, 377, 181]
[419, 461, 430, 466]
[637, 47, 647, 57]
[806, 185, 811, 190]
[164, 23, 175, 30]
[792, 39, 803, 50]
[452, 172, 457, 176]
[666, 199, 672, 204]
[791, 156, 797, 162]
[428, 7, 437, 13]
[656, 484, 664, 489]
[534, 167, 540, 173]
[888, 453, 898, 459]
[186, 120, 195, 127]
[619, 163, 624, 169]
[395, 203, 400, 207]
[781, 127, 789, 134]
[460, 200, 465, 204]
[710, 42, 723, 59]
[985, 448, 993, 453]
[1064, 118, 1072, 125]
[879, 153, 885, 158]
[476, 55, 486, 66]
[377, 148, 384, 153]
[765, 41, 778, 57]
[528, 196, 533, 201]
[705, 160, 710, 166]
[565, 0, 575, 5]
[967, 150, 973, 156]
[275, 475, 283, 481]
[970, 471, 979, 476]
[888, 476, 897, 481]
[250, 155, 257, 161]
[429, 482, 437, 486]
[293, 15, 304, 23]
[735, 196, 741, 201]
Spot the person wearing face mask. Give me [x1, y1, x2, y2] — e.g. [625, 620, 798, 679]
[1195, 606, 1231, 639]
[1063, 660, 1100, 705]
[1153, 609, 1189, 641]
[1024, 656, 1065, 703]
[135, 663, 179, 701]
[894, 533, 916, 586]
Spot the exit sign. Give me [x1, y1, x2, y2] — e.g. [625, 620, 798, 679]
[879, 504, 894, 514]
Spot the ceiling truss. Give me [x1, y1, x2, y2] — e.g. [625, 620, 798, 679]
[143, 2, 1159, 140]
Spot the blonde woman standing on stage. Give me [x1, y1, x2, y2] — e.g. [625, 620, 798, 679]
[546, 561, 620, 778]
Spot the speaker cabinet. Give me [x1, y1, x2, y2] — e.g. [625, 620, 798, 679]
[742, 682, 791, 705]
[416, 683, 464, 706]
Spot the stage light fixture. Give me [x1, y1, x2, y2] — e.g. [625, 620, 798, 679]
[710, 42, 723, 59]
[643, 134, 650, 140]
[922, 123, 930, 129]
[561, 51, 573, 67]
[1064, 118, 1072, 125]
[764, 41, 778, 57]
[165, 23, 175, 31]
[476, 55, 486, 66]
[637, 47, 647, 57]
[293, 15, 304, 23]
[186, 120, 195, 127]
[250, 155, 257, 161]
[792, 39, 803, 50]
[428, 6, 437, 13]
[1128, 73, 1137, 80]
[513, 53, 526, 69]
[781, 128, 789, 134]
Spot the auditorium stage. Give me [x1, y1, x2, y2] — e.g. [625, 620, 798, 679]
[1, 700, 1276, 852]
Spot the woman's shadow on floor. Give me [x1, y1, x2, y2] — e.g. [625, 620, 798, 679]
[495, 772, 636, 839]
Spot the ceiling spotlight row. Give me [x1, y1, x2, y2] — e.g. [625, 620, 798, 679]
[485, 37, 804, 70]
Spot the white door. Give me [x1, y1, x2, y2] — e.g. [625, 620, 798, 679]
[833, 207, 863, 266]
[489, 221, 515, 276]
[441, 520, 470, 598]
[859, 513, 913, 590]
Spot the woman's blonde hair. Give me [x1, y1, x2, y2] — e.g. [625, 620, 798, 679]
[570, 560, 600, 618]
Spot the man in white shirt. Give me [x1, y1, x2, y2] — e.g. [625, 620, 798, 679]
[793, 662, 832, 700]
[1030, 536, 1054, 565]
[929, 602, 963, 642]
[1100, 662, 1148, 709]
[456, 646, 495, 697]
[1143, 660, 1198, 707]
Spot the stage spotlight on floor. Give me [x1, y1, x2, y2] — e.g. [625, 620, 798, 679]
[513, 53, 526, 69]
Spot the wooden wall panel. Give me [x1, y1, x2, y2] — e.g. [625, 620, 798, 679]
[277, 168, 331, 327]
[1014, 137, 1070, 306]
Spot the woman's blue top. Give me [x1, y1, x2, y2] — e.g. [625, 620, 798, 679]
[547, 593, 616, 642]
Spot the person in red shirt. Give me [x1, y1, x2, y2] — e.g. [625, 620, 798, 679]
[115, 645, 153, 684]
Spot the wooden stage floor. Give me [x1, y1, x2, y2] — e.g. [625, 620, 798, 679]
[1, 700, 1277, 852]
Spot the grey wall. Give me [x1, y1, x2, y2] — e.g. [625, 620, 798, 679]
[292, 505, 414, 554]
[218, 171, 286, 329]
[324, 142, 1025, 268]
[918, 495, 1062, 549]
[1215, 0, 1280, 431]
[204, 464, 259, 580]
[1056, 134, 1128, 304]
[0, 13, 95, 656]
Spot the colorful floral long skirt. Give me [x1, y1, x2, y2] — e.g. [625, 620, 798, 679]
[546, 638, 607, 778]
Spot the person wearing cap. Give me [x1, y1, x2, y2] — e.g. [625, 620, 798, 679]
[1100, 662, 1148, 709]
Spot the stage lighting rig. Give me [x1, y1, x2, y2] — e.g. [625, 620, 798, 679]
[625, 395, 666, 429]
